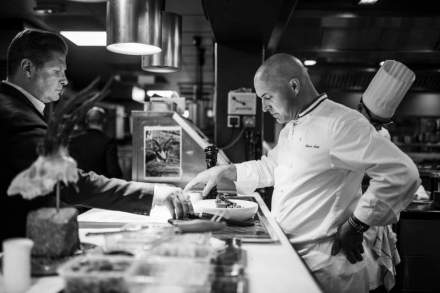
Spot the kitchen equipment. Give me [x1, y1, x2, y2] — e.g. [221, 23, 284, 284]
[168, 219, 226, 233]
[125, 256, 213, 293]
[432, 191, 440, 210]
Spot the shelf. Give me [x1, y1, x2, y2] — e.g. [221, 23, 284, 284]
[396, 143, 440, 148]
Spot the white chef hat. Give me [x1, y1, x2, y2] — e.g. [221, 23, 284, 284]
[362, 60, 415, 119]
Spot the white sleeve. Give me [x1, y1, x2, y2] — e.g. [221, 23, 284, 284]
[234, 145, 279, 195]
[329, 116, 420, 226]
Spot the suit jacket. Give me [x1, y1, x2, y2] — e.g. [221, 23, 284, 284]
[0, 82, 152, 243]
[69, 129, 123, 178]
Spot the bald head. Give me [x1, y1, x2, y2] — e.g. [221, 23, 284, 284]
[254, 53, 318, 124]
[254, 53, 307, 86]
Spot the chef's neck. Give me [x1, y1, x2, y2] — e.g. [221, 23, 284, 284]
[295, 83, 320, 117]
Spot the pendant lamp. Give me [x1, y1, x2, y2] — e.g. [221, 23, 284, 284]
[141, 11, 182, 72]
[106, 0, 163, 55]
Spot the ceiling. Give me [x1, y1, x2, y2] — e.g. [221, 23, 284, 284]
[0, 0, 214, 96]
[203, 0, 440, 92]
[1, 0, 440, 93]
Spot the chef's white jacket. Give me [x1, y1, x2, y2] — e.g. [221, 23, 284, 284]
[235, 96, 420, 245]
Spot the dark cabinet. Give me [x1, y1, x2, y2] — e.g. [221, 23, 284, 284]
[393, 209, 440, 293]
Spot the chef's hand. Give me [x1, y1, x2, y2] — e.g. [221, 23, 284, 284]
[183, 165, 237, 197]
[331, 220, 364, 264]
[153, 184, 193, 219]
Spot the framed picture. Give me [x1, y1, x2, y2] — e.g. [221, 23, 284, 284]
[143, 125, 182, 180]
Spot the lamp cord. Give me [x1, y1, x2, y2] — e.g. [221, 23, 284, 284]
[219, 127, 246, 150]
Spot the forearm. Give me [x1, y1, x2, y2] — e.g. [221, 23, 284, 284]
[354, 155, 420, 226]
[61, 170, 154, 215]
[234, 156, 275, 194]
[330, 117, 421, 226]
[222, 164, 237, 181]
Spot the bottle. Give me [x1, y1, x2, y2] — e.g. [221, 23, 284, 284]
[216, 238, 246, 272]
[204, 145, 218, 199]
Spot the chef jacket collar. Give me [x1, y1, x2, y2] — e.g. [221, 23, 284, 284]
[297, 93, 327, 119]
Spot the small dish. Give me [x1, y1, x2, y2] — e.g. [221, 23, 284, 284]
[193, 199, 258, 222]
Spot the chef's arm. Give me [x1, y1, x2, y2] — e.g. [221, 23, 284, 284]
[233, 145, 279, 194]
[184, 164, 237, 197]
[184, 144, 279, 196]
[329, 116, 420, 226]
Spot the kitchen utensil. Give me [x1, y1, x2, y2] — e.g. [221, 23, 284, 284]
[85, 223, 149, 236]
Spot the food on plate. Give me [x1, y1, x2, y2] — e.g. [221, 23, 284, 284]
[215, 193, 242, 208]
[27, 207, 80, 257]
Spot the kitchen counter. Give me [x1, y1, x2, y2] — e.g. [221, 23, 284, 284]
[0, 193, 322, 293]
[394, 200, 440, 292]
[400, 200, 440, 219]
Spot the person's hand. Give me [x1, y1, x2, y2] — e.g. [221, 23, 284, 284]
[331, 220, 364, 264]
[154, 184, 193, 219]
[183, 165, 237, 197]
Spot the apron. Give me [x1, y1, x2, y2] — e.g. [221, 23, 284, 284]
[295, 238, 374, 293]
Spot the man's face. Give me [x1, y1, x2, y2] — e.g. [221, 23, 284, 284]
[31, 51, 68, 103]
[254, 78, 296, 124]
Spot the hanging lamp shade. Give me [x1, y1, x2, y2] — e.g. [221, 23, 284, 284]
[106, 0, 163, 55]
[141, 12, 182, 72]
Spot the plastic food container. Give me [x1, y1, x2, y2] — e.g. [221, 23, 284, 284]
[104, 224, 176, 255]
[149, 233, 216, 261]
[57, 255, 134, 293]
[125, 256, 213, 293]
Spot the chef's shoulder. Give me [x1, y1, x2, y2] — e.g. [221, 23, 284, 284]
[322, 99, 372, 134]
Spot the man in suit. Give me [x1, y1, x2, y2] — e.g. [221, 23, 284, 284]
[69, 107, 123, 179]
[0, 28, 190, 244]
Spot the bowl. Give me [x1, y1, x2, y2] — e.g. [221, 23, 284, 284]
[193, 199, 258, 221]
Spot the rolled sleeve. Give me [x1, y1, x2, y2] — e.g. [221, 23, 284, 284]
[234, 146, 279, 194]
[234, 161, 261, 194]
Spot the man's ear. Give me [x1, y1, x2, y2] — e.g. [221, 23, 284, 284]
[288, 78, 300, 95]
[20, 58, 34, 79]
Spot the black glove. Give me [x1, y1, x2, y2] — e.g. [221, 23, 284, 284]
[331, 217, 368, 264]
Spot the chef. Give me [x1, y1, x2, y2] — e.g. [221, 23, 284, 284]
[184, 53, 420, 293]
[359, 60, 427, 292]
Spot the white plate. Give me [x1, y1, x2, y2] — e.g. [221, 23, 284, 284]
[193, 199, 258, 221]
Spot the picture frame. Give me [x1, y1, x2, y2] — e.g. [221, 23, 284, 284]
[142, 125, 182, 180]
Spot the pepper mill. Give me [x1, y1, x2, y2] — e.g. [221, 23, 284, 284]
[204, 145, 218, 199]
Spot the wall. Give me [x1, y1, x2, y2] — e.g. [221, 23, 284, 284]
[214, 43, 263, 163]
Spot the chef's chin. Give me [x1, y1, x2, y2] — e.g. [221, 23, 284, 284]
[274, 116, 285, 124]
